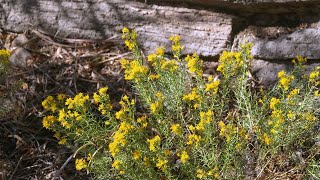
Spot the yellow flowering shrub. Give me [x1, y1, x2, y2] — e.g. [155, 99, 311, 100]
[41, 28, 320, 179]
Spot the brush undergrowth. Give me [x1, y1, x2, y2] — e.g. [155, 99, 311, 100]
[41, 28, 320, 179]
[0, 49, 11, 116]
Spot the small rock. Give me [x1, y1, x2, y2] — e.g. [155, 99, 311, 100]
[252, 59, 320, 88]
[9, 47, 31, 68]
[11, 34, 29, 48]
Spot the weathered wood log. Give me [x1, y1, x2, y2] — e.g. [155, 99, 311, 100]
[0, 0, 234, 57]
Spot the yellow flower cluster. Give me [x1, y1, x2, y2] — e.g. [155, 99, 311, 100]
[137, 115, 148, 128]
[156, 157, 168, 171]
[196, 167, 220, 179]
[120, 59, 149, 82]
[147, 135, 161, 152]
[309, 69, 319, 84]
[149, 74, 160, 80]
[277, 70, 294, 90]
[132, 150, 141, 160]
[42, 115, 56, 129]
[150, 92, 164, 114]
[196, 110, 213, 131]
[148, 48, 178, 73]
[42, 94, 85, 130]
[0, 49, 11, 72]
[205, 76, 220, 95]
[160, 60, 179, 73]
[261, 133, 272, 145]
[287, 88, 300, 101]
[93, 87, 112, 115]
[112, 159, 122, 170]
[170, 123, 182, 135]
[269, 109, 284, 130]
[218, 121, 241, 143]
[269, 97, 280, 110]
[0, 49, 11, 60]
[109, 121, 134, 157]
[292, 55, 307, 66]
[122, 27, 138, 51]
[182, 88, 202, 109]
[75, 158, 87, 171]
[304, 112, 317, 121]
[186, 133, 202, 146]
[217, 51, 244, 78]
[177, 150, 189, 164]
[42, 96, 58, 112]
[53, 133, 67, 145]
[169, 35, 184, 57]
[147, 53, 159, 66]
[115, 95, 134, 121]
[156, 46, 165, 56]
[185, 53, 203, 76]
[65, 93, 89, 110]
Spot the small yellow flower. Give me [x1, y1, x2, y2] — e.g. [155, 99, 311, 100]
[156, 157, 168, 171]
[115, 109, 126, 120]
[315, 90, 320, 97]
[122, 27, 129, 34]
[287, 88, 300, 99]
[287, 111, 295, 119]
[170, 123, 182, 135]
[262, 133, 272, 145]
[150, 101, 162, 114]
[123, 60, 149, 81]
[75, 158, 87, 171]
[120, 58, 130, 69]
[87, 153, 92, 161]
[185, 53, 203, 76]
[182, 88, 202, 109]
[147, 135, 161, 152]
[186, 133, 202, 146]
[309, 71, 319, 83]
[277, 70, 294, 90]
[169, 35, 184, 55]
[98, 87, 108, 95]
[178, 150, 190, 164]
[205, 79, 220, 94]
[112, 160, 122, 170]
[42, 115, 56, 129]
[42, 96, 56, 111]
[160, 60, 178, 72]
[164, 149, 171, 156]
[57, 93, 66, 101]
[149, 74, 160, 80]
[277, 70, 286, 78]
[58, 138, 67, 145]
[196, 169, 207, 179]
[156, 46, 165, 56]
[269, 97, 280, 110]
[132, 150, 140, 160]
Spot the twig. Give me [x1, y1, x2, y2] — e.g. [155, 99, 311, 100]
[53, 153, 75, 179]
[9, 154, 24, 180]
[97, 52, 131, 64]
